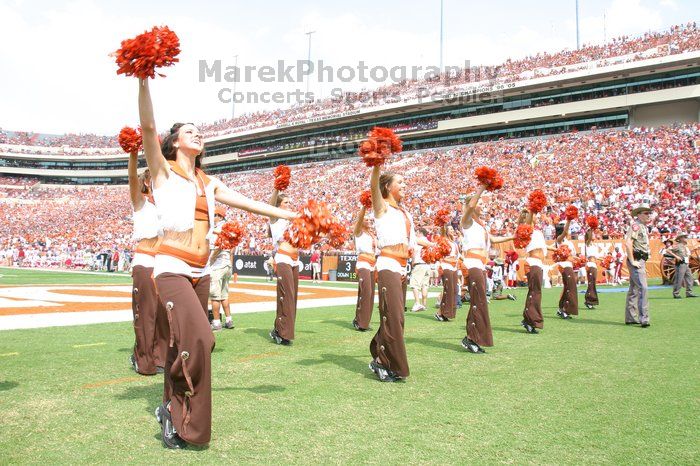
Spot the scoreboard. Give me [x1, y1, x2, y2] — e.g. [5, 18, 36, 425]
[336, 254, 357, 281]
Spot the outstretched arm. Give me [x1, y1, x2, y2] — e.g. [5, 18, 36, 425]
[138, 79, 168, 182]
[461, 185, 486, 229]
[213, 180, 296, 220]
[491, 235, 515, 244]
[353, 206, 366, 237]
[127, 152, 144, 211]
[370, 165, 386, 219]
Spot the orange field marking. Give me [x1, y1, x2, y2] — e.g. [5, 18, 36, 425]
[51, 289, 131, 298]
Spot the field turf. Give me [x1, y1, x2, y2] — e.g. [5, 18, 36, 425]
[0, 268, 698, 464]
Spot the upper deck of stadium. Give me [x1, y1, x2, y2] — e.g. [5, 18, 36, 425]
[1, 22, 698, 184]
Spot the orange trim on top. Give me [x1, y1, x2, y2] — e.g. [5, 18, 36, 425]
[379, 249, 408, 267]
[463, 251, 488, 264]
[358, 253, 377, 266]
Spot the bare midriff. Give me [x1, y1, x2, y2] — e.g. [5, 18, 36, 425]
[278, 241, 299, 258]
[137, 236, 161, 255]
[160, 219, 210, 258]
[528, 250, 545, 260]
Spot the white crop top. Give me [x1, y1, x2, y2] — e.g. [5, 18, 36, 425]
[560, 239, 577, 255]
[462, 221, 490, 251]
[584, 243, 600, 258]
[525, 229, 547, 256]
[375, 205, 416, 249]
[354, 232, 375, 254]
[270, 218, 289, 246]
[132, 200, 162, 241]
[152, 166, 216, 235]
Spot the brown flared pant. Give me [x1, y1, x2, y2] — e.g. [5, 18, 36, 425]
[275, 262, 299, 341]
[439, 269, 457, 319]
[558, 266, 579, 316]
[354, 267, 375, 329]
[523, 265, 544, 329]
[585, 266, 599, 306]
[131, 265, 168, 374]
[155, 273, 214, 446]
[466, 268, 493, 347]
[370, 270, 409, 377]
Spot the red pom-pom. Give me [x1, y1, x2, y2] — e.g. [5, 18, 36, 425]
[214, 221, 245, 250]
[359, 190, 372, 209]
[565, 205, 579, 221]
[513, 224, 533, 249]
[358, 127, 402, 167]
[433, 208, 452, 227]
[572, 255, 587, 270]
[118, 126, 142, 154]
[475, 166, 504, 191]
[327, 222, 349, 249]
[586, 215, 599, 230]
[601, 255, 613, 269]
[552, 245, 572, 263]
[273, 165, 291, 191]
[527, 190, 547, 213]
[284, 200, 334, 249]
[113, 26, 180, 79]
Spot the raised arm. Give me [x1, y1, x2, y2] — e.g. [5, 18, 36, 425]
[461, 185, 486, 229]
[127, 151, 144, 211]
[370, 165, 386, 219]
[268, 189, 280, 222]
[213, 180, 296, 220]
[138, 79, 168, 182]
[555, 219, 571, 244]
[353, 206, 366, 237]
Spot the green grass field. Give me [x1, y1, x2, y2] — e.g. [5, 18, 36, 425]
[0, 269, 698, 464]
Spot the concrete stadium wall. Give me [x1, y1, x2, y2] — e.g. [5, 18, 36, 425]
[629, 99, 700, 127]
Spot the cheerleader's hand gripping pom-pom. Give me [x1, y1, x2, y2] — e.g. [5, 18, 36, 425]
[113, 25, 180, 79]
[327, 222, 350, 249]
[358, 127, 402, 167]
[586, 215, 599, 230]
[118, 126, 142, 154]
[273, 165, 291, 191]
[359, 190, 372, 209]
[527, 190, 547, 213]
[433, 208, 452, 227]
[214, 221, 245, 250]
[284, 200, 334, 249]
[552, 245, 572, 263]
[565, 205, 579, 221]
[513, 224, 533, 249]
[475, 166, 504, 191]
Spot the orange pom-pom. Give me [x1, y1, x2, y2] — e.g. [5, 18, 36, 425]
[358, 127, 402, 167]
[475, 166, 504, 191]
[327, 222, 349, 249]
[433, 208, 452, 227]
[527, 190, 547, 213]
[359, 190, 372, 209]
[214, 221, 245, 250]
[572, 255, 587, 270]
[513, 224, 533, 249]
[421, 236, 452, 264]
[552, 245, 572, 263]
[113, 26, 180, 79]
[118, 126, 142, 154]
[601, 255, 613, 269]
[565, 205, 579, 221]
[284, 200, 334, 249]
[273, 165, 291, 191]
[586, 215, 599, 230]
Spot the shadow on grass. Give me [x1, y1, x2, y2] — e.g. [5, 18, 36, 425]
[0, 381, 19, 391]
[319, 319, 355, 331]
[492, 325, 527, 334]
[405, 336, 463, 353]
[569, 318, 628, 327]
[115, 383, 162, 415]
[117, 347, 131, 353]
[213, 384, 285, 394]
[297, 353, 375, 379]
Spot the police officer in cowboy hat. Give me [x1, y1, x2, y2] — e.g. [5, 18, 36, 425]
[668, 232, 698, 299]
[624, 204, 652, 327]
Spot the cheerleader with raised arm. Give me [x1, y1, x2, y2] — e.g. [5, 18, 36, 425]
[553, 207, 579, 319]
[352, 195, 377, 332]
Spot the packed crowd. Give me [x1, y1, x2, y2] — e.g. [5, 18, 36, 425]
[1, 124, 698, 269]
[1, 23, 697, 156]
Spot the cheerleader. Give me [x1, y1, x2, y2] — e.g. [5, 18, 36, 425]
[139, 78, 295, 449]
[435, 225, 459, 322]
[583, 229, 600, 309]
[460, 185, 513, 353]
[352, 204, 377, 331]
[368, 167, 416, 382]
[521, 210, 546, 334]
[127, 150, 167, 375]
[554, 219, 578, 319]
[268, 190, 302, 346]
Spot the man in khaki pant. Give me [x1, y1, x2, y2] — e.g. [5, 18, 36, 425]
[209, 207, 234, 331]
[668, 233, 698, 299]
[624, 205, 652, 327]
